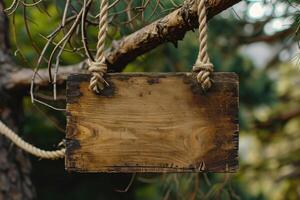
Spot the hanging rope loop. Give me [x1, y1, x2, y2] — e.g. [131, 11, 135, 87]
[192, 0, 214, 91]
[88, 0, 109, 93]
[0, 120, 65, 159]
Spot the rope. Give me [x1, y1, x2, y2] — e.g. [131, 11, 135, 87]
[192, 0, 214, 90]
[0, 120, 65, 159]
[88, 0, 109, 93]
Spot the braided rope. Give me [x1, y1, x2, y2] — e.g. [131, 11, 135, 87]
[88, 0, 109, 93]
[0, 120, 65, 159]
[192, 0, 214, 90]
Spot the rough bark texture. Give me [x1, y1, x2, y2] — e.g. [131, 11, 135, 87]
[0, 95, 35, 200]
[3, 0, 241, 91]
[0, 1, 35, 199]
[105, 0, 241, 72]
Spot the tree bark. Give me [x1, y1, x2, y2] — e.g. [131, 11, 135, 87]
[105, 0, 241, 72]
[0, 1, 35, 199]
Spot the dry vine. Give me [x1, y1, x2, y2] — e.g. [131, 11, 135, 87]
[5, 0, 182, 107]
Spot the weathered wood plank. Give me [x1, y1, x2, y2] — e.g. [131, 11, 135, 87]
[65, 72, 239, 173]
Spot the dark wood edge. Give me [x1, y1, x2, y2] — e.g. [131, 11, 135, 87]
[67, 72, 238, 82]
[65, 72, 239, 173]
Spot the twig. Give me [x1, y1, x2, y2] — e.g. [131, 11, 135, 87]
[81, 0, 93, 61]
[62, 0, 70, 27]
[115, 173, 136, 192]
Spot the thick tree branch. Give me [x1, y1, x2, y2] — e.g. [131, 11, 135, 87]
[3, 0, 241, 91]
[106, 0, 241, 72]
[5, 62, 85, 90]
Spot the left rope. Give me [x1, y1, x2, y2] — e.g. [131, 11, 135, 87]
[88, 0, 109, 93]
[0, 120, 65, 159]
[192, 0, 214, 91]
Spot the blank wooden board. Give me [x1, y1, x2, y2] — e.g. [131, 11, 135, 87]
[65, 73, 239, 173]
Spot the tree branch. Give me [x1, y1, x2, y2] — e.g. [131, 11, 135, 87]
[240, 27, 294, 44]
[5, 62, 85, 90]
[3, 0, 241, 91]
[106, 0, 241, 72]
[255, 108, 300, 129]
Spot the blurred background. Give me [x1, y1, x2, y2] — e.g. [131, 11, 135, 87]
[3, 0, 300, 199]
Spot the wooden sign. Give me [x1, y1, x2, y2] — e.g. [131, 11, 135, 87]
[65, 73, 239, 173]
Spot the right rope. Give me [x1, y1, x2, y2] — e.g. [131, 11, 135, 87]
[192, 0, 214, 90]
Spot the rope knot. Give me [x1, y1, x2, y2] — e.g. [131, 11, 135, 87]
[193, 61, 213, 90]
[88, 58, 109, 93]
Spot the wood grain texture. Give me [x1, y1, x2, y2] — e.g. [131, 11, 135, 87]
[65, 73, 239, 173]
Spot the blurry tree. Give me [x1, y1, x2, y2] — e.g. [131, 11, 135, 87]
[0, 0, 300, 199]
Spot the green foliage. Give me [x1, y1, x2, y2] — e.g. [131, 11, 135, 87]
[4, 0, 300, 199]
